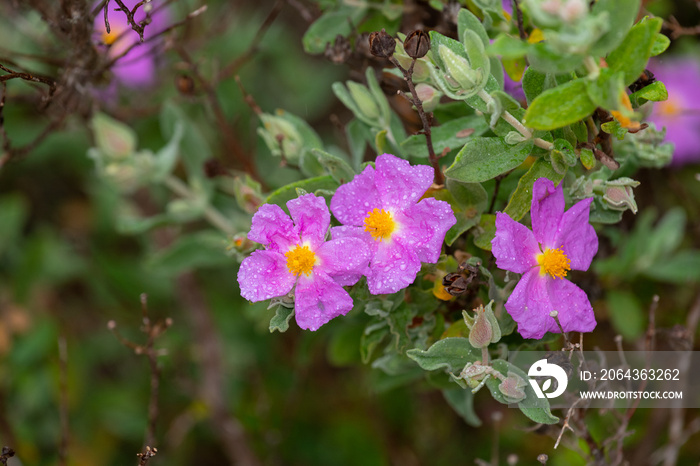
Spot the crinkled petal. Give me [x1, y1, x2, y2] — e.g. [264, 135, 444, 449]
[375, 154, 434, 211]
[395, 197, 456, 264]
[316, 237, 371, 286]
[531, 178, 564, 246]
[248, 204, 297, 252]
[492, 212, 540, 274]
[330, 165, 382, 226]
[547, 278, 596, 335]
[366, 239, 421, 295]
[237, 250, 295, 302]
[505, 269, 595, 339]
[287, 194, 330, 250]
[294, 272, 354, 331]
[551, 197, 597, 271]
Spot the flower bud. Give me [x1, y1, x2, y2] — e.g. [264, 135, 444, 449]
[438, 45, 481, 92]
[602, 178, 640, 213]
[369, 29, 396, 58]
[258, 114, 304, 164]
[415, 83, 441, 113]
[498, 371, 527, 403]
[403, 30, 430, 59]
[464, 301, 501, 348]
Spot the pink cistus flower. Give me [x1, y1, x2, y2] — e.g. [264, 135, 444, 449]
[237, 194, 370, 331]
[330, 154, 456, 295]
[647, 57, 700, 166]
[94, 0, 169, 87]
[491, 178, 598, 339]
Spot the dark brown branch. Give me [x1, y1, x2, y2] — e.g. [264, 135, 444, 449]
[0, 447, 15, 466]
[512, 0, 527, 40]
[388, 56, 445, 185]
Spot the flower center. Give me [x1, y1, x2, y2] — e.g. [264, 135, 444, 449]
[657, 98, 681, 117]
[285, 245, 316, 276]
[364, 208, 395, 241]
[537, 247, 571, 279]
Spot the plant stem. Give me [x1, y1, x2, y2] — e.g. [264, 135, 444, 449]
[583, 56, 600, 79]
[389, 57, 445, 185]
[476, 89, 554, 151]
[164, 175, 235, 235]
[481, 346, 489, 366]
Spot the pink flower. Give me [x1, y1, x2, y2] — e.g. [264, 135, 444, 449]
[330, 154, 456, 295]
[237, 194, 370, 331]
[94, 0, 169, 87]
[647, 57, 700, 166]
[491, 178, 598, 339]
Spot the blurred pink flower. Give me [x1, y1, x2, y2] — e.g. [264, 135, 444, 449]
[647, 57, 700, 166]
[94, 0, 169, 87]
[492, 178, 598, 339]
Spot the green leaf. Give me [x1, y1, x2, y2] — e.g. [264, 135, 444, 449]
[521, 68, 546, 105]
[645, 251, 700, 283]
[445, 138, 533, 183]
[487, 34, 530, 59]
[629, 81, 668, 106]
[266, 176, 339, 209]
[606, 290, 644, 340]
[527, 43, 584, 74]
[442, 180, 488, 245]
[269, 305, 295, 333]
[0, 194, 28, 257]
[361, 325, 389, 363]
[590, 0, 642, 56]
[503, 158, 564, 221]
[443, 388, 482, 426]
[429, 31, 468, 69]
[400, 115, 489, 158]
[406, 337, 480, 373]
[524, 79, 597, 130]
[311, 149, 355, 184]
[457, 8, 489, 48]
[473, 214, 496, 251]
[650, 33, 670, 56]
[346, 119, 372, 171]
[152, 120, 184, 182]
[147, 231, 230, 274]
[302, 6, 367, 54]
[586, 69, 626, 110]
[607, 17, 663, 86]
[91, 112, 137, 159]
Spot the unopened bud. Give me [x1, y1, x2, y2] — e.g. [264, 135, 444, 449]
[464, 301, 501, 348]
[439, 45, 481, 91]
[403, 30, 430, 59]
[602, 178, 640, 213]
[415, 83, 441, 112]
[369, 29, 396, 58]
[498, 371, 527, 403]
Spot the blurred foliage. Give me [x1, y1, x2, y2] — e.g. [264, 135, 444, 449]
[0, 0, 699, 465]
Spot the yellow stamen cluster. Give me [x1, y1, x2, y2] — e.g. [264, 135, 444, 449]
[537, 247, 571, 279]
[364, 208, 395, 241]
[285, 245, 316, 276]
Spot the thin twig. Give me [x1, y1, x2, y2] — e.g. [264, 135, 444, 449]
[389, 56, 444, 185]
[512, 0, 527, 40]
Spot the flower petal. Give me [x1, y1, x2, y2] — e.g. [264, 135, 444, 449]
[294, 272, 354, 331]
[505, 269, 596, 339]
[330, 165, 382, 227]
[316, 236, 371, 286]
[248, 204, 297, 252]
[374, 154, 434, 211]
[552, 197, 598, 271]
[366, 239, 421, 295]
[531, 178, 564, 246]
[287, 193, 330, 250]
[547, 278, 596, 335]
[395, 197, 456, 263]
[237, 250, 295, 302]
[492, 212, 540, 274]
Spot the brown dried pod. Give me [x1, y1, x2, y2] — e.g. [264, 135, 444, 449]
[324, 34, 352, 65]
[175, 74, 195, 96]
[404, 30, 430, 59]
[369, 29, 396, 58]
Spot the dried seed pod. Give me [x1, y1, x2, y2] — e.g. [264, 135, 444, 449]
[403, 30, 430, 59]
[175, 74, 195, 95]
[368, 29, 396, 58]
